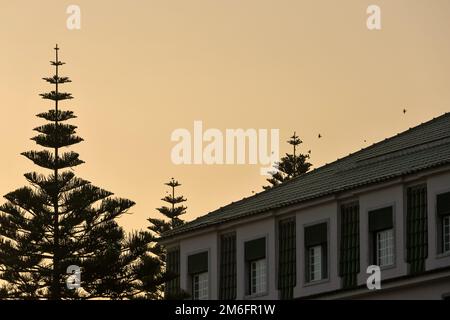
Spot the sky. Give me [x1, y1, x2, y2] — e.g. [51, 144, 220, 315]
[0, 0, 450, 232]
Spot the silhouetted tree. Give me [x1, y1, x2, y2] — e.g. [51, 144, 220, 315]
[147, 178, 187, 298]
[263, 132, 312, 190]
[0, 45, 161, 299]
[148, 178, 187, 259]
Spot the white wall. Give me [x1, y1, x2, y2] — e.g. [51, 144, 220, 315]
[294, 202, 340, 297]
[179, 233, 218, 299]
[236, 217, 277, 300]
[357, 185, 408, 285]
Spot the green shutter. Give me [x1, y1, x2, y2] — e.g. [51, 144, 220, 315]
[278, 218, 296, 300]
[166, 247, 181, 296]
[304, 223, 327, 247]
[244, 237, 266, 261]
[406, 184, 428, 274]
[219, 232, 237, 300]
[188, 251, 208, 274]
[369, 207, 393, 232]
[437, 192, 450, 216]
[339, 202, 360, 289]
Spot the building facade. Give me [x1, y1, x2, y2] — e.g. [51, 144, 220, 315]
[161, 113, 450, 300]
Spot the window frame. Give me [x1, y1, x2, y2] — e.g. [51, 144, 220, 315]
[192, 271, 209, 300]
[375, 228, 395, 267]
[368, 205, 396, 270]
[303, 221, 329, 284]
[249, 258, 267, 295]
[443, 215, 450, 254]
[243, 236, 268, 297]
[308, 245, 323, 282]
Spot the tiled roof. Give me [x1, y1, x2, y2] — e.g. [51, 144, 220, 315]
[162, 113, 450, 239]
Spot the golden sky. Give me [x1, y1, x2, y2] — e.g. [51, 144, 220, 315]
[1, 0, 449, 232]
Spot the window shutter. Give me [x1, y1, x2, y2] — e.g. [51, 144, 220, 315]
[369, 207, 393, 232]
[304, 223, 327, 247]
[437, 192, 450, 216]
[219, 232, 237, 300]
[188, 251, 208, 274]
[165, 247, 181, 296]
[244, 237, 266, 261]
[406, 184, 428, 274]
[278, 218, 296, 299]
[339, 202, 360, 289]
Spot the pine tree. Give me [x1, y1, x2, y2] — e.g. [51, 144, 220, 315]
[0, 45, 158, 299]
[148, 178, 187, 260]
[263, 132, 312, 190]
[145, 178, 188, 299]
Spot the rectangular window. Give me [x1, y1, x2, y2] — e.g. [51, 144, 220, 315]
[165, 247, 180, 297]
[219, 232, 237, 300]
[444, 216, 450, 253]
[250, 258, 267, 295]
[437, 192, 450, 254]
[278, 218, 296, 299]
[245, 237, 266, 295]
[339, 202, 360, 289]
[406, 184, 428, 274]
[309, 245, 322, 282]
[369, 206, 394, 267]
[192, 272, 208, 300]
[376, 229, 394, 267]
[304, 223, 328, 283]
[188, 251, 208, 300]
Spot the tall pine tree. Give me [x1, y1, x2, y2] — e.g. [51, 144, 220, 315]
[0, 45, 159, 299]
[146, 178, 188, 299]
[263, 132, 312, 190]
[148, 178, 187, 260]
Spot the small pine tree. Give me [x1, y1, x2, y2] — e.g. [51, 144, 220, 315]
[263, 132, 312, 190]
[147, 178, 187, 299]
[148, 178, 187, 259]
[0, 46, 158, 299]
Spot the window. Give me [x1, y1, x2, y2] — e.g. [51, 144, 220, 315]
[339, 202, 360, 289]
[188, 251, 208, 300]
[250, 259, 267, 295]
[437, 192, 450, 254]
[369, 206, 394, 268]
[192, 272, 208, 300]
[278, 218, 296, 299]
[219, 232, 237, 300]
[304, 223, 328, 283]
[165, 247, 180, 297]
[376, 229, 394, 267]
[309, 245, 322, 281]
[406, 184, 428, 274]
[444, 216, 450, 253]
[244, 237, 266, 296]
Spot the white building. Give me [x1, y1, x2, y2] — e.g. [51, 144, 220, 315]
[160, 113, 450, 300]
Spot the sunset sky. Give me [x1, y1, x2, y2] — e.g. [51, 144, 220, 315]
[1, 0, 450, 232]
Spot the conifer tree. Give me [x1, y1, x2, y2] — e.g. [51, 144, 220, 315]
[0, 45, 158, 299]
[145, 178, 188, 299]
[148, 178, 187, 260]
[263, 132, 312, 190]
